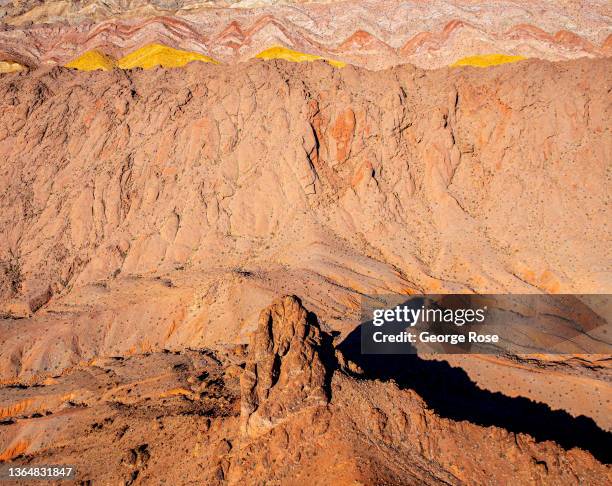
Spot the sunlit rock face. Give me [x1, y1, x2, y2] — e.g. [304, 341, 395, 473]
[0, 1, 610, 484]
[1, 0, 611, 70]
[0, 55, 609, 404]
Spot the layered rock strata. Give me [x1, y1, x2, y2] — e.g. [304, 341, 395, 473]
[0, 0, 610, 69]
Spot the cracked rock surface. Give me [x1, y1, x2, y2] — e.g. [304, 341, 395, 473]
[240, 296, 331, 438]
[0, 57, 610, 483]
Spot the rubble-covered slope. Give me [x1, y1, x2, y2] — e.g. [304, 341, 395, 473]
[1, 297, 610, 484]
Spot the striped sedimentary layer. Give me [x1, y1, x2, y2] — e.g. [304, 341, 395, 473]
[0, 0, 610, 70]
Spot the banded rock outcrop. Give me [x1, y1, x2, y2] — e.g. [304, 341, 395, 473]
[0, 0, 610, 69]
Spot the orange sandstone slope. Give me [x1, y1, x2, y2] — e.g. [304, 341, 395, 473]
[0, 56, 610, 445]
[0, 0, 610, 69]
[0, 296, 610, 484]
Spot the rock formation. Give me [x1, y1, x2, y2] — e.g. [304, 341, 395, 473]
[0, 294, 611, 483]
[0, 0, 610, 69]
[0, 1, 610, 481]
[230, 299, 612, 485]
[0, 57, 610, 433]
[240, 295, 330, 438]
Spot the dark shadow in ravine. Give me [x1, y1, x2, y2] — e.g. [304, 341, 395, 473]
[307, 310, 337, 402]
[337, 323, 612, 464]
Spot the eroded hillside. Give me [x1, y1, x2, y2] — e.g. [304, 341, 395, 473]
[0, 58, 610, 482]
[0, 296, 610, 484]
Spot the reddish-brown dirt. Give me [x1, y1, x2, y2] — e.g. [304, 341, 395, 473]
[0, 296, 610, 484]
[0, 57, 610, 483]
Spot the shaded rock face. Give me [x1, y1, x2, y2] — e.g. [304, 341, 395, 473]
[241, 295, 331, 438]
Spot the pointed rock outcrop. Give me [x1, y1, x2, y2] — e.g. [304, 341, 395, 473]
[240, 295, 331, 438]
